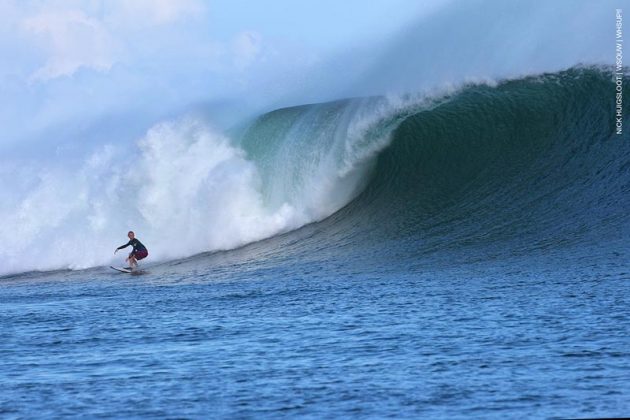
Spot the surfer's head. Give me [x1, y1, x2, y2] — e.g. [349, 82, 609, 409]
[128, 231, 135, 239]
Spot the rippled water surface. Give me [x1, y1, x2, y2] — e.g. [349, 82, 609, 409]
[2, 247, 628, 419]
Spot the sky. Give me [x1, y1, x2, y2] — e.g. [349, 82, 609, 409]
[0, 0, 446, 153]
[0, 0, 616, 156]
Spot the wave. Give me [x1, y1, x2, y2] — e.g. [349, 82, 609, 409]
[1, 67, 628, 276]
[333, 67, 630, 261]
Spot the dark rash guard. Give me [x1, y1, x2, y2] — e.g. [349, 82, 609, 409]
[117, 238, 147, 253]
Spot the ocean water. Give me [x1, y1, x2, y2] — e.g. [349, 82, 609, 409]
[1, 67, 629, 418]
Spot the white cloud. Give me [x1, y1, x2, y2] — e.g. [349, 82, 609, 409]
[106, 0, 205, 27]
[18, 0, 204, 82]
[23, 9, 118, 81]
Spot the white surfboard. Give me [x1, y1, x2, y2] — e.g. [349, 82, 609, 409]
[110, 266, 133, 273]
[110, 266, 147, 275]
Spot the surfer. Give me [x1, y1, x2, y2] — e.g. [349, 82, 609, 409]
[114, 231, 148, 269]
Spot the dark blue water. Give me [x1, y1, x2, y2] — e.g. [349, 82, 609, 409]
[2, 245, 629, 419]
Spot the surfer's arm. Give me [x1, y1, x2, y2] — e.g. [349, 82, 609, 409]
[114, 240, 132, 254]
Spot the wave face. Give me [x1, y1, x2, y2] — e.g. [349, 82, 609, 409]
[232, 67, 630, 270]
[318, 67, 630, 266]
[1, 67, 628, 275]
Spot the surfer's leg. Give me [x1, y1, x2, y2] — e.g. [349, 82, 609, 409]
[129, 254, 138, 269]
[125, 252, 135, 269]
